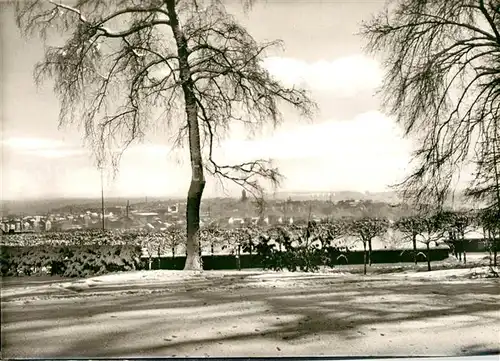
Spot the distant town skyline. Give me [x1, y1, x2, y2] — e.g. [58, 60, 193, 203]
[0, 1, 471, 200]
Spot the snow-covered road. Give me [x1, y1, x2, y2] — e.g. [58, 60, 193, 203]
[2, 268, 499, 357]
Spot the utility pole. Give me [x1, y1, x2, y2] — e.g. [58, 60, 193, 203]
[126, 200, 130, 218]
[101, 167, 105, 231]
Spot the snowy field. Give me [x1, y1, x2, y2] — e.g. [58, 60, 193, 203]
[1, 262, 499, 358]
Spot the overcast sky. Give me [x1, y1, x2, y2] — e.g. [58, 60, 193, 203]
[1, 0, 419, 200]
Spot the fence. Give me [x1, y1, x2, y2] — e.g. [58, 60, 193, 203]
[142, 248, 451, 270]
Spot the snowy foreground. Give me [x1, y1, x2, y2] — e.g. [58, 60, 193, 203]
[2, 266, 499, 357]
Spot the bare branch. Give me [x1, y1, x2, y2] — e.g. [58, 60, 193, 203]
[15, 0, 317, 270]
[362, 0, 500, 208]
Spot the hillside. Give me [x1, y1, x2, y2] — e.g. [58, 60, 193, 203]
[271, 191, 400, 203]
[1, 189, 474, 218]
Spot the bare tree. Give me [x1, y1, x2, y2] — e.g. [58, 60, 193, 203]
[478, 206, 499, 267]
[15, 0, 317, 270]
[361, 0, 500, 208]
[394, 215, 426, 265]
[466, 119, 500, 203]
[439, 210, 474, 263]
[347, 217, 389, 274]
[465, 116, 500, 267]
[466, 118, 500, 251]
[253, 196, 266, 223]
[321, 218, 349, 248]
[417, 213, 448, 271]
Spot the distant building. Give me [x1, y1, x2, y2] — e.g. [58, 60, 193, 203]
[228, 217, 245, 226]
[134, 212, 159, 224]
[118, 216, 142, 229]
[167, 204, 179, 214]
[107, 206, 125, 215]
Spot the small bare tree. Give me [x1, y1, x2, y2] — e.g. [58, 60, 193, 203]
[417, 213, 448, 272]
[439, 210, 474, 263]
[479, 207, 499, 267]
[15, 0, 317, 270]
[394, 215, 426, 265]
[361, 0, 500, 208]
[253, 196, 267, 225]
[347, 217, 389, 275]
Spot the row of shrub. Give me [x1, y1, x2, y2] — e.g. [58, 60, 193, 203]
[1, 224, 370, 250]
[1, 244, 143, 277]
[0, 223, 455, 277]
[2, 234, 453, 277]
[1, 225, 362, 264]
[1, 245, 451, 277]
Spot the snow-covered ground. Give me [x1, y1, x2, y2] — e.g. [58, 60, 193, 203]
[2, 265, 499, 358]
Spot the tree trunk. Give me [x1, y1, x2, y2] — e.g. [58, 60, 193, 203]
[363, 241, 367, 275]
[237, 244, 241, 271]
[494, 245, 498, 267]
[167, 0, 205, 271]
[249, 239, 253, 268]
[486, 229, 492, 266]
[412, 234, 417, 265]
[426, 242, 431, 272]
[462, 238, 466, 265]
[494, 232, 498, 267]
[184, 181, 205, 270]
[368, 238, 372, 266]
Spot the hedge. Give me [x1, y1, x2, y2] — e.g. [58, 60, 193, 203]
[1, 244, 144, 277]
